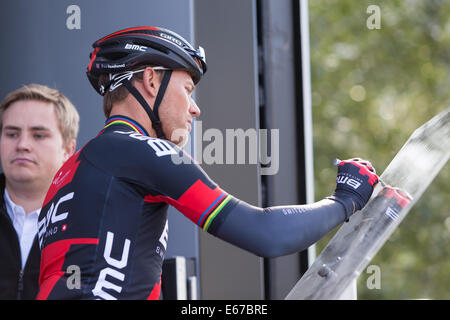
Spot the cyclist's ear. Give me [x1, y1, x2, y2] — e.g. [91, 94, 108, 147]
[142, 67, 162, 98]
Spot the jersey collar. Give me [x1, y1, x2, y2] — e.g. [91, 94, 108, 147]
[103, 115, 150, 136]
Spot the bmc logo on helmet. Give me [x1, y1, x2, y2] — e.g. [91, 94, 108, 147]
[124, 43, 147, 52]
[159, 33, 183, 47]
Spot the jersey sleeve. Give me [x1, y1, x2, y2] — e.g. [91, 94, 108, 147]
[83, 131, 350, 259]
[84, 132, 237, 231]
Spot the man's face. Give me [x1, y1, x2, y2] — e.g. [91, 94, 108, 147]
[0, 100, 72, 187]
[158, 70, 201, 147]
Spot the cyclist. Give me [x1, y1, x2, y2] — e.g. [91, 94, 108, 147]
[37, 26, 379, 300]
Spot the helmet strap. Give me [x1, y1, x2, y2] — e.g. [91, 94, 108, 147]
[121, 70, 172, 140]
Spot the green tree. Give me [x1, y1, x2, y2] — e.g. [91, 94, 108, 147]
[309, 0, 450, 299]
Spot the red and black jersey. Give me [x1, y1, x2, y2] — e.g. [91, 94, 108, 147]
[37, 116, 379, 300]
[36, 116, 236, 300]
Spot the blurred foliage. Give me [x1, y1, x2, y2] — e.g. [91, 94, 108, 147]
[309, 0, 450, 299]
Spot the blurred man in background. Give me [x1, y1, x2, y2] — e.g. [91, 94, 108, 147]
[0, 84, 79, 299]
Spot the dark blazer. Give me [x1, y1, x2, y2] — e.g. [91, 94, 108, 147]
[0, 174, 40, 299]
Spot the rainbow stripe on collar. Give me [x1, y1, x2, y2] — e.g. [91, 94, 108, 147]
[104, 116, 148, 136]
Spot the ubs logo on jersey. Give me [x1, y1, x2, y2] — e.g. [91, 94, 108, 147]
[38, 192, 74, 247]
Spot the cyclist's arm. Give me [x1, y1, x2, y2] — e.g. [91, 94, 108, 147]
[139, 150, 348, 258]
[109, 136, 377, 258]
[205, 197, 347, 258]
[204, 158, 378, 258]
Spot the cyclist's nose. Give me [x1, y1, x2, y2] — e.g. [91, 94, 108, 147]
[190, 98, 200, 118]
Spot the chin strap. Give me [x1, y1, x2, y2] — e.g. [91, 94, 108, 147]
[121, 70, 172, 139]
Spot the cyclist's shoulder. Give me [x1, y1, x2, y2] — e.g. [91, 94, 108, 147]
[108, 129, 180, 157]
[83, 129, 184, 167]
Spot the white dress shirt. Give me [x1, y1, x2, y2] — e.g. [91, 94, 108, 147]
[4, 189, 40, 269]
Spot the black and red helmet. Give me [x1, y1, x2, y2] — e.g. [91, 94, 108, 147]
[86, 26, 207, 140]
[87, 26, 207, 95]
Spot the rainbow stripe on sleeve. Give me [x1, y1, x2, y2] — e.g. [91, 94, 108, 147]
[198, 193, 232, 231]
[144, 179, 233, 233]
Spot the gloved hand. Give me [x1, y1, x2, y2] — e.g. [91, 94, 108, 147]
[327, 158, 379, 219]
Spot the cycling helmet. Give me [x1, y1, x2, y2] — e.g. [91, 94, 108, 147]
[86, 26, 207, 139]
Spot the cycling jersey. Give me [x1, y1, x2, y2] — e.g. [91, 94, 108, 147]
[36, 115, 237, 300]
[37, 115, 376, 300]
